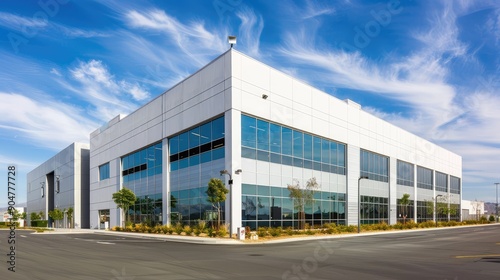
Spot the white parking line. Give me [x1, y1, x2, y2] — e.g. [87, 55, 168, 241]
[97, 241, 115, 245]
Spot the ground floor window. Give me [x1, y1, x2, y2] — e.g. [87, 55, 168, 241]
[360, 196, 388, 224]
[416, 200, 433, 221]
[396, 199, 414, 223]
[170, 186, 225, 227]
[242, 184, 346, 230]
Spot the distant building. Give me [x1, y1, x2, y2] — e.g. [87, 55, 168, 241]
[461, 200, 485, 220]
[1, 207, 26, 227]
[26, 143, 90, 228]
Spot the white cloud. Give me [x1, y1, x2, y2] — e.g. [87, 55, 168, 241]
[0, 92, 97, 150]
[301, 2, 335, 20]
[68, 59, 148, 120]
[125, 9, 227, 66]
[50, 68, 61, 76]
[236, 7, 264, 58]
[0, 12, 48, 32]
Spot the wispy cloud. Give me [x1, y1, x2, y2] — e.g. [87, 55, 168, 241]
[0, 92, 97, 150]
[125, 9, 227, 66]
[277, 1, 500, 199]
[236, 7, 264, 58]
[0, 11, 106, 38]
[0, 12, 48, 31]
[301, 1, 336, 20]
[67, 59, 149, 120]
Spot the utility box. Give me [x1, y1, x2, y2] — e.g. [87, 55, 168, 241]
[237, 227, 245, 240]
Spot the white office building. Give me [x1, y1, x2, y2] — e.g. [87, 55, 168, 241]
[87, 49, 462, 232]
[27, 142, 90, 228]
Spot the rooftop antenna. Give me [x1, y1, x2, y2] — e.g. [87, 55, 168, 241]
[228, 36, 237, 48]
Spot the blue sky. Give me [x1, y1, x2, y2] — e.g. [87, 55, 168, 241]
[1, 0, 499, 207]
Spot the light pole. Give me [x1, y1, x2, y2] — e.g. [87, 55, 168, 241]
[435, 194, 443, 227]
[220, 169, 242, 238]
[495, 183, 499, 222]
[358, 176, 369, 233]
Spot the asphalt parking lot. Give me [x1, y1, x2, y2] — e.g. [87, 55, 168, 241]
[1, 224, 499, 279]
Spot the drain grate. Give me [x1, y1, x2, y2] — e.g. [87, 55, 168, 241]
[248, 254, 264, 257]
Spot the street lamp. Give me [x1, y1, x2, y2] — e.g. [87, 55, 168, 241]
[495, 183, 499, 222]
[358, 176, 369, 233]
[220, 169, 241, 238]
[435, 194, 443, 227]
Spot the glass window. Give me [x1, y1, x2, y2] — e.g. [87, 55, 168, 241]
[281, 127, 292, 155]
[242, 184, 256, 195]
[270, 123, 281, 153]
[397, 160, 414, 187]
[241, 115, 256, 148]
[212, 147, 225, 160]
[330, 142, 338, 166]
[293, 130, 303, 158]
[303, 134, 312, 160]
[200, 122, 211, 144]
[313, 136, 321, 162]
[321, 139, 330, 164]
[179, 132, 189, 152]
[450, 176, 460, 194]
[360, 150, 388, 182]
[212, 117, 225, 140]
[257, 119, 270, 151]
[189, 127, 200, 149]
[417, 166, 433, 190]
[99, 163, 110, 181]
[435, 172, 448, 192]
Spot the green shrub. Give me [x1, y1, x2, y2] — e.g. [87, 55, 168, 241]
[216, 224, 229, 237]
[418, 221, 435, 228]
[285, 227, 295, 236]
[31, 220, 48, 227]
[489, 215, 495, 222]
[257, 227, 268, 237]
[479, 216, 488, 224]
[269, 227, 283, 237]
[174, 223, 183, 235]
[207, 227, 216, 237]
[183, 225, 193, 235]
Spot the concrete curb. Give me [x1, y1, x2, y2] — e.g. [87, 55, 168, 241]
[30, 223, 500, 245]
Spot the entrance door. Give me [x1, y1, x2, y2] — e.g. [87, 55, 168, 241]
[99, 209, 110, 229]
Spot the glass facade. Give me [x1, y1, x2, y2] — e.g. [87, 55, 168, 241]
[360, 196, 388, 224]
[169, 117, 225, 171]
[435, 172, 448, 192]
[122, 142, 163, 225]
[99, 162, 110, 181]
[396, 199, 414, 223]
[169, 116, 225, 226]
[417, 166, 433, 190]
[416, 201, 433, 221]
[397, 160, 414, 186]
[360, 150, 389, 182]
[450, 176, 460, 194]
[242, 184, 346, 230]
[241, 115, 346, 175]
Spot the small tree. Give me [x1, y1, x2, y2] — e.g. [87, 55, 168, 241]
[112, 187, 137, 227]
[48, 208, 64, 228]
[400, 193, 410, 224]
[8, 207, 21, 221]
[67, 207, 74, 228]
[206, 178, 229, 229]
[30, 212, 40, 222]
[287, 177, 320, 229]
